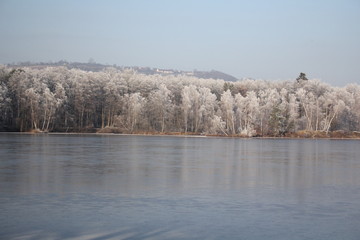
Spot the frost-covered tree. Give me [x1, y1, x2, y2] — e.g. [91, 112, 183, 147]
[0, 82, 11, 128]
[147, 84, 174, 132]
[208, 115, 227, 135]
[181, 85, 200, 132]
[258, 88, 280, 135]
[288, 93, 299, 132]
[198, 87, 217, 133]
[344, 84, 360, 130]
[117, 92, 145, 132]
[268, 88, 293, 136]
[220, 90, 235, 135]
[24, 87, 40, 130]
[0, 65, 359, 134]
[296, 88, 316, 131]
[320, 89, 348, 133]
[103, 76, 124, 127]
[235, 91, 260, 136]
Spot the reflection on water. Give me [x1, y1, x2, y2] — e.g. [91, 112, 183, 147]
[1, 133, 360, 239]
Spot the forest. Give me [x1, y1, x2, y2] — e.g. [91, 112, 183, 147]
[1, 65, 360, 137]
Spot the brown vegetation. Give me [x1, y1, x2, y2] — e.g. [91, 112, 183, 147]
[93, 127, 360, 139]
[286, 130, 360, 139]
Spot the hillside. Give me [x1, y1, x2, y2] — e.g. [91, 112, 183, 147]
[7, 61, 239, 82]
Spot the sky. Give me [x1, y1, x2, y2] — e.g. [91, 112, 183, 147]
[0, 0, 359, 86]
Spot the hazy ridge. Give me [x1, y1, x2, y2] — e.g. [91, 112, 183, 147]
[7, 61, 238, 82]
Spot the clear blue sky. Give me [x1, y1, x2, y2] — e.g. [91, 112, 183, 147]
[0, 0, 359, 86]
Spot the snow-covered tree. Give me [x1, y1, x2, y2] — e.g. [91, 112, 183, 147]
[235, 91, 260, 136]
[181, 85, 200, 132]
[0, 65, 359, 135]
[220, 90, 235, 135]
[320, 89, 348, 133]
[117, 92, 145, 132]
[296, 88, 316, 131]
[258, 88, 280, 135]
[0, 82, 11, 128]
[198, 87, 217, 133]
[147, 84, 174, 132]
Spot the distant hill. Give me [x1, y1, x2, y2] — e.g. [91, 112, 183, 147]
[7, 61, 239, 82]
[193, 70, 238, 82]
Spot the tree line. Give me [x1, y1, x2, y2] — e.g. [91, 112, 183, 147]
[0, 65, 359, 136]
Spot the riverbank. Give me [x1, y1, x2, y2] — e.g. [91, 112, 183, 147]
[86, 128, 360, 139]
[3, 128, 360, 139]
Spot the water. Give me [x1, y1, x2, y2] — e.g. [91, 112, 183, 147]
[0, 133, 359, 240]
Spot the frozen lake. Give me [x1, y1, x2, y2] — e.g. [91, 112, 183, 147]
[1, 133, 360, 239]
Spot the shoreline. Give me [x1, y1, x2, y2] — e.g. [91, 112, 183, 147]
[1, 131, 360, 140]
